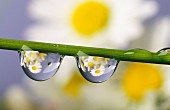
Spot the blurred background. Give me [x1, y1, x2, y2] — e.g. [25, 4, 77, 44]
[1, 0, 170, 110]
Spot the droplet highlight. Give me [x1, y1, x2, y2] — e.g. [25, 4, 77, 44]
[19, 51, 62, 81]
[76, 56, 118, 83]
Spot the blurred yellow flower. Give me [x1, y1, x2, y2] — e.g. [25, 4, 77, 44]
[121, 62, 162, 101]
[63, 71, 86, 97]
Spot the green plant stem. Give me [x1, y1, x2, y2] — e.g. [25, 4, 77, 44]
[0, 38, 170, 65]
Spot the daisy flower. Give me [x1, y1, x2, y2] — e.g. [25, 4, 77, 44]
[82, 56, 105, 71]
[23, 51, 39, 66]
[4, 85, 33, 110]
[20, 51, 47, 67]
[90, 66, 105, 77]
[83, 56, 99, 71]
[26, 0, 158, 48]
[82, 60, 94, 71]
[28, 62, 42, 74]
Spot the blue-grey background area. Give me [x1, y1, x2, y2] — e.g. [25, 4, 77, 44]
[0, 0, 169, 95]
[0, 0, 30, 95]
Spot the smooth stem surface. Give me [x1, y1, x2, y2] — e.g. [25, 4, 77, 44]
[0, 38, 170, 65]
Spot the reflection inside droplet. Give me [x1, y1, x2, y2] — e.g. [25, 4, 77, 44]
[19, 51, 62, 81]
[157, 48, 170, 55]
[76, 56, 118, 83]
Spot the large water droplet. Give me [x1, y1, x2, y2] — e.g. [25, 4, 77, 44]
[19, 51, 63, 81]
[76, 56, 118, 83]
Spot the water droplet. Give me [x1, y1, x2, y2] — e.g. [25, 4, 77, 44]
[124, 48, 152, 59]
[157, 48, 170, 61]
[127, 48, 150, 54]
[19, 51, 63, 81]
[76, 56, 118, 83]
[157, 48, 170, 55]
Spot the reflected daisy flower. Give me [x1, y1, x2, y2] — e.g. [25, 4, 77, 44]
[82, 56, 106, 71]
[37, 53, 47, 62]
[24, 51, 39, 65]
[25, 51, 38, 59]
[20, 51, 26, 67]
[83, 57, 97, 71]
[20, 51, 36, 67]
[28, 62, 42, 74]
[78, 57, 87, 72]
[90, 66, 105, 77]
[21, 51, 44, 67]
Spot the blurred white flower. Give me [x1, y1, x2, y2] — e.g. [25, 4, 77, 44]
[26, 0, 158, 48]
[149, 17, 170, 52]
[4, 85, 33, 110]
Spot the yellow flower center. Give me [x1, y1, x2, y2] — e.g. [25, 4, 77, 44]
[32, 66, 37, 70]
[71, 1, 109, 36]
[93, 57, 100, 61]
[38, 53, 45, 60]
[88, 62, 94, 67]
[26, 57, 30, 63]
[121, 63, 162, 101]
[30, 52, 35, 57]
[95, 69, 101, 74]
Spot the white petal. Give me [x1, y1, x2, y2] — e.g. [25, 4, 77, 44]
[149, 17, 170, 51]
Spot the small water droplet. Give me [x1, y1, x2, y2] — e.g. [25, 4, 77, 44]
[127, 48, 150, 53]
[124, 48, 152, 59]
[19, 51, 63, 81]
[157, 48, 170, 55]
[76, 56, 118, 83]
[157, 48, 170, 61]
